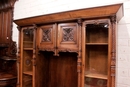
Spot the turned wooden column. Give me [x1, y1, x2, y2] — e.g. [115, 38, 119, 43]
[110, 15, 116, 87]
[77, 19, 82, 87]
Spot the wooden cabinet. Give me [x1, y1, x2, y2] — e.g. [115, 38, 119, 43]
[20, 26, 36, 87]
[83, 19, 111, 87]
[14, 4, 123, 87]
[37, 23, 79, 55]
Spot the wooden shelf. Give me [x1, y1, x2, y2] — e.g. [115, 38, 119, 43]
[0, 73, 17, 80]
[23, 48, 33, 50]
[23, 78, 32, 83]
[23, 71, 33, 76]
[86, 43, 108, 45]
[0, 56, 17, 61]
[85, 73, 107, 80]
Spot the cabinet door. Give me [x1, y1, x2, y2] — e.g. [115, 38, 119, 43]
[37, 24, 56, 52]
[57, 23, 79, 52]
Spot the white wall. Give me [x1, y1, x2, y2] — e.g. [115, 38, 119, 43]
[13, 0, 130, 87]
[117, 1, 130, 87]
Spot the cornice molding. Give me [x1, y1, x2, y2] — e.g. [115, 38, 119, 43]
[14, 3, 123, 27]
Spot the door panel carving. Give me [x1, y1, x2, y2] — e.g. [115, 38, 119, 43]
[38, 24, 56, 52]
[57, 23, 79, 53]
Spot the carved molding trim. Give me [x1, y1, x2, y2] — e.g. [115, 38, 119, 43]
[77, 18, 82, 26]
[39, 48, 55, 52]
[0, 0, 16, 11]
[110, 15, 116, 24]
[33, 24, 37, 30]
[17, 26, 21, 31]
[57, 49, 78, 53]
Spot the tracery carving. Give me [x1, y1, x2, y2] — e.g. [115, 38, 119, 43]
[42, 28, 51, 42]
[39, 48, 55, 52]
[62, 28, 74, 42]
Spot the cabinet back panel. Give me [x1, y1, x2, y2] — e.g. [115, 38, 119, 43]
[23, 29, 34, 42]
[23, 50, 33, 72]
[23, 75, 32, 87]
[85, 45, 108, 75]
[49, 52, 78, 87]
[36, 51, 50, 87]
[36, 52, 78, 87]
[86, 24, 108, 43]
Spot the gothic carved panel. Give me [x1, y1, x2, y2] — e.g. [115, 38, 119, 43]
[42, 28, 51, 42]
[57, 23, 79, 52]
[62, 28, 74, 42]
[38, 24, 56, 53]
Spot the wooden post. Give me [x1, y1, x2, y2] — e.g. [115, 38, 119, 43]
[77, 19, 82, 87]
[110, 15, 116, 87]
[17, 26, 21, 87]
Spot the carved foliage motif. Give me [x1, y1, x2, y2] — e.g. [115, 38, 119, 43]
[42, 28, 51, 42]
[62, 28, 74, 42]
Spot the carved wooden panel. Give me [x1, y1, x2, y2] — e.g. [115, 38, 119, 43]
[57, 23, 79, 52]
[42, 29, 51, 42]
[37, 24, 56, 52]
[62, 28, 74, 42]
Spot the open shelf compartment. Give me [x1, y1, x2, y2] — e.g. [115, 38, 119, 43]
[86, 23, 108, 43]
[23, 74, 32, 87]
[23, 50, 33, 74]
